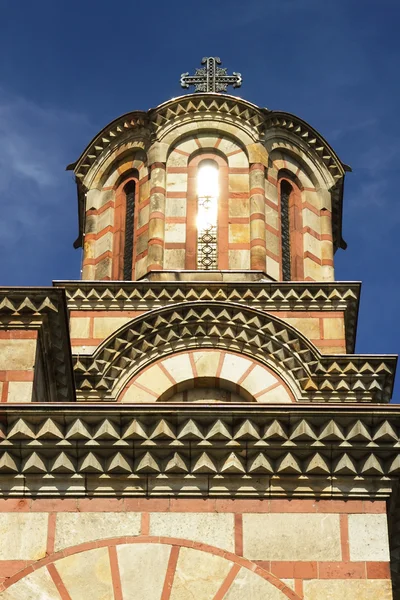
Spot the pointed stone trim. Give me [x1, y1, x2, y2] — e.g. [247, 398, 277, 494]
[71, 300, 395, 402]
[0, 404, 397, 497]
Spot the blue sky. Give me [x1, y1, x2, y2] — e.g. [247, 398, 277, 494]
[0, 0, 399, 399]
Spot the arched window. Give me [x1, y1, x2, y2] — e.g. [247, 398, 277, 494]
[280, 180, 292, 281]
[123, 180, 136, 280]
[197, 160, 219, 269]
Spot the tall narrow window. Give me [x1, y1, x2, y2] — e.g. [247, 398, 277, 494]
[123, 180, 136, 280]
[281, 180, 292, 281]
[197, 160, 219, 269]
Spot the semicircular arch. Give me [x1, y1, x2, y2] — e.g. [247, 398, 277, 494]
[0, 537, 302, 600]
[120, 349, 295, 404]
[73, 301, 320, 401]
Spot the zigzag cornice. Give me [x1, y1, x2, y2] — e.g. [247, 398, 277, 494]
[0, 405, 399, 498]
[72, 300, 396, 403]
[68, 94, 347, 187]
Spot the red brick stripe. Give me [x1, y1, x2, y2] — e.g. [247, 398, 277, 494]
[47, 564, 72, 600]
[160, 546, 180, 600]
[108, 546, 123, 600]
[212, 564, 241, 600]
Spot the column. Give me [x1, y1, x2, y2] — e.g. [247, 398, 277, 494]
[249, 163, 266, 271]
[147, 162, 166, 271]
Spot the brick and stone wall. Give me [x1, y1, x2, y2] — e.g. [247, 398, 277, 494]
[0, 499, 392, 599]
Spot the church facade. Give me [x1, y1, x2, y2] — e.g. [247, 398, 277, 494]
[0, 59, 398, 599]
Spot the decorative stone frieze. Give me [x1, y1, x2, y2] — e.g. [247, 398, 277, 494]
[57, 280, 360, 352]
[71, 300, 395, 402]
[0, 405, 399, 498]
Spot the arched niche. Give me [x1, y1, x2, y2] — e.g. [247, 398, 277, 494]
[119, 349, 295, 404]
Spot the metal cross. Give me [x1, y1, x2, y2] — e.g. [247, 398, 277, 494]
[180, 57, 242, 93]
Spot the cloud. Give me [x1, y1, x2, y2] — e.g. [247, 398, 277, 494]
[0, 88, 91, 248]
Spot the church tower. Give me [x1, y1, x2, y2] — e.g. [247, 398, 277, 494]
[0, 59, 398, 599]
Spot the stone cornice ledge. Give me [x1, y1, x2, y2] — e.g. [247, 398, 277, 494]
[54, 280, 361, 353]
[0, 404, 398, 498]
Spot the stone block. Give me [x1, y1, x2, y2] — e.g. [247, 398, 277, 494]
[95, 231, 113, 257]
[0, 513, 47, 560]
[302, 208, 321, 233]
[135, 255, 148, 279]
[243, 513, 341, 561]
[265, 229, 280, 256]
[229, 174, 249, 193]
[93, 317, 130, 339]
[118, 543, 171, 600]
[348, 514, 390, 561]
[164, 248, 185, 269]
[0, 339, 36, 370]
[228, 151, 249, 168]
[256, 384, 292, 403]
[166, 172, 188, 193]
[1, 567, 61, 600]
[54, 512, 141, 551]
[265, 205, 279, 231]
[135, 365, 174, 396]
[7, 381, 33, 403]
[149, 512, 235, 551]
[303, 232, 321, 258]
[285, 317, 320, 339]
[56, 547, 113, 599]
[304, 257, 322, 280]
[161, 354, 193, 383]
[265, 179, 278, 203]
[97, 207, 114, 232]
[303, 579, 393, 600]
[166, 197, 187, 217]
[196, 133, 219, 148]
[176, 138, 199, 155]
[225, 567, 288, 600]
[220, 354, 253, 383]
[136, 231, 149, 255]
[165, 223, 186, 244]
[323, 317, 345, 340]
[151, 166, 167, 186]
[251, 219, 266, 241]
[229, 197, 250, 218]
[192, 351, 220, 378]
[167, 151, 188, 168]
[217, 138, 241, 155]
[228, 249, 250, 269]
[170, 547, 233, 600]
[241, 365, 278, 395]
[139, 180, 150, 202]
[229, 223, 250, 244]
[70, 317, 91, 339]
[246, 143, 269, 165]
[138, 204, 150, 228]
[266, 256, 280, 280]
[94, 256, 112, 280]
[121, 383, 157, 403]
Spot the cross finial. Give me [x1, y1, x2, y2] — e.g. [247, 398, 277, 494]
[180, 57, 242, 93]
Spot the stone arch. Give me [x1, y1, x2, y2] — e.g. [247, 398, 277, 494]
[157, 120, 257, 162]
[84, 144, 149, 190]
[267, 139, 335, 192]
[167, 130, 249, 168]
[73, 301, 320, 401]
[120, 349, 295, 403]
[0, 537, 302, 600]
